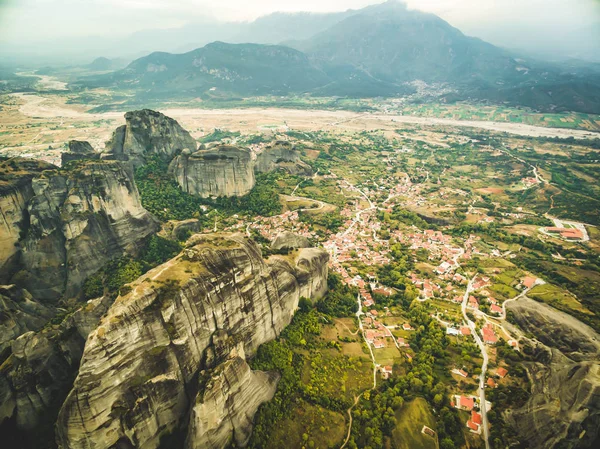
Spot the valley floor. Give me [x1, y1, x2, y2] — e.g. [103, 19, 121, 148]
[1, 90, 598, 166]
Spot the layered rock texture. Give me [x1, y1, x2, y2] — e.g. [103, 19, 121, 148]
[506, 298, 600, 449]
[0, 158, 158, 301]
[0, 295, 113, 449]
[170, 145, 255, 198]
[0, 158, 56, 282]
[186, 347, 278, 449]
[56, 234, 328, 449]
[0, 285, 54, 355]
[103, 109, 197, 168]
[61, 141, 99, 166]
[255, 141, 312, 176]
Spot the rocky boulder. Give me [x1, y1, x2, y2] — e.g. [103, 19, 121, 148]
[271, 231, 310, 251]
[169, 218, 203, 241]
[61, 141, 100, 166]
[255, 141, 313, 176]
[103, 109, 197, 168]
[56, 234, 328, 449]
[170, 145, 255, 198]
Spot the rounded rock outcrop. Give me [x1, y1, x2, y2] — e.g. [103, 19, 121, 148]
[170, 145, 255, 198]
[271, 231, 310, 251]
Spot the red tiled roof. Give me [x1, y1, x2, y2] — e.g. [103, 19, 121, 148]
[460, 396, 474, 410]
[374, 338, 386, 348]
[562, 229, 583, 239]
[471, 411, 482, 425]
[496, 367, 508, 378]
[467, 420, 478, 431]
[522, 276, 537, 289]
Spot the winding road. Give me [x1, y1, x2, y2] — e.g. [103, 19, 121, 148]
[461, 277, 490, 449]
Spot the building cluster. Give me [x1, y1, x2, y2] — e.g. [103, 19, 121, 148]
[452, 395, 489, 435]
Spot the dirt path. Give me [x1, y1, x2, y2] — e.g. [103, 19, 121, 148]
[340, 394, 362, 449]
[335, 318, 360, 336]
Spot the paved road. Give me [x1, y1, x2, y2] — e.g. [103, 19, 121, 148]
[461, 277, 490, 449]
[355, 293, 378, 389]
[282, 194, 327, 211]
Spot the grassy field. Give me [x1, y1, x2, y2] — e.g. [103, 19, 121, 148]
[301, 349, 372, 403]
[268, 401, 346, 449]
[488, 268, 524, 299]
[374, 346, 401, 366]
[430, 299, 464, 323]
[477, 257, 517, 270]
[392, 397, 439, 449]
[528, 283, 594, 317]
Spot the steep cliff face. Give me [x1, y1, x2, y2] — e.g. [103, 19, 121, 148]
[56, 234, 328, 449]
[0, 285, 54, 356]
[12, 160, 158, 300]
[171, 145, 255, 198]
[103, 109, 197, 168]
[0, 295, 113, 449]
[255, 141, 313, 176]
[0, 158, 56, 282]
[506, 298, 600, 449]
[186, 347, 278, 449]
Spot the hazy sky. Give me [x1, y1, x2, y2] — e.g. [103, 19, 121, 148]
[1, 0, 599, 61]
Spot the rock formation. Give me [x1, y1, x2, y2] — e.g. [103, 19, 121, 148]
[271, 231, 310, 251]
[170, 145, 255, 198]
[61, 141, 99, 166]
[103, 109, 197, 168]
[186, 347, 278, 449]
[506, 298, 600, 449]
[0, 158, 158, 301]
[56, 233, 328, 449]
[0, 158, 55, 282]
[255, 141, 313, 176]
[0, 285, 54, 356]
[169, 218, 203, 241]
[0, 295, 113, 449]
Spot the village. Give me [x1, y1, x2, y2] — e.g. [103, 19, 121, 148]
[216, 147, 552, 446]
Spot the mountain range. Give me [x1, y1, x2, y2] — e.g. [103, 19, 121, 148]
[74, 1, 600, 114]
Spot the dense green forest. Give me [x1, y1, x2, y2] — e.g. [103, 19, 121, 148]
[134, 155, 282, 221]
